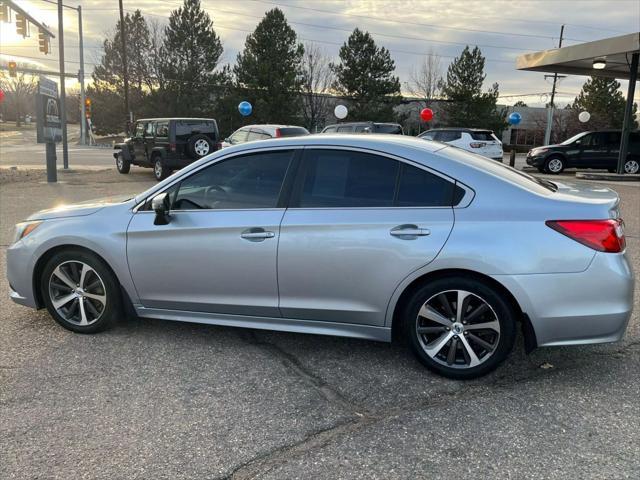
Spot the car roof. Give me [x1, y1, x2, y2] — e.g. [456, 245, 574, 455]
[423, 128, 494, 133]
[136, 118, 216, 122]
[238, 124, 307, 129]
[325, 122, 401, 127]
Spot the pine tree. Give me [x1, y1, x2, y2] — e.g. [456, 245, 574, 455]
[161, 0, 224, 116]
[234, 8, 304, 124]
[441, 46, 506, 133]
[88, 10, 153, 134]
[570, 76, 638, 130]
[331, 28, 401, 121]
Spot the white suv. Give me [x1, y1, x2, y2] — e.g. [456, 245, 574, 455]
[419, 128, 503, 161]
[221, 124, 309, 148]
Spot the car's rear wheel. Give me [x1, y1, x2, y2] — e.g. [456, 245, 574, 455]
[188, 134, 212, 159]
[41, 249, 121, 333]
[624, 159, 639, 174]
[544, 156, 565, 174]
[403, 277, 517, 379]
[116, 153, 130, 174]
[153, 157, 171, 181]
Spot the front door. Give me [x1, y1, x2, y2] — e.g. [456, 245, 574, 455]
[132, 121, 147, 162]
[277, 148, 456, 326]
[127, 149, 297, 316]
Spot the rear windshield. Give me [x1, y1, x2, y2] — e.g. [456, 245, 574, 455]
[470, 131, 495, 141]
[441, 146, 557, 194]
[278, 127, 309, 137]
[376, 124, 404, 134]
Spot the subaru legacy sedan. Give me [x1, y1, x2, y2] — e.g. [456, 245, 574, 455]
[7, 135, 633, 379]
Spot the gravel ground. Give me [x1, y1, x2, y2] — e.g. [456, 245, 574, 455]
[1, 168, 638, 479]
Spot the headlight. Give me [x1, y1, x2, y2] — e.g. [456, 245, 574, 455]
[533, 148, 548, 155]
[13, 221, 42, 244]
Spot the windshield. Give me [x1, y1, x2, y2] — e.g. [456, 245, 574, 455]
[561, 132, 588, 145]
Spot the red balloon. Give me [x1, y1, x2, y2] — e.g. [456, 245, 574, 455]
[0, 89, 4, 104]
[420, 108, 433, 122]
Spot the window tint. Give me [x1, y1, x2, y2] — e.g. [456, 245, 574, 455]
[323, 126, 337, 133]
[145, 122, 155, 136]
[604, 132, 621, 146]
[470, 131, 495, 141]
[246, 130, 263, 142]
[175, 121, 217, 136]
[297, 150, 398, 208]
[420, 132, 437, 140]
[134, 122, 145, 137]
[397, 164, 461, 207]
[375, 124, 403, 134]
[354, 125, 370, 133]
[278, 127, 309, 137]
[230, 128, 249, 144]
[337, 125, 353, 133]
[173, 151, 292, 210]
[436, 131, 462, 142]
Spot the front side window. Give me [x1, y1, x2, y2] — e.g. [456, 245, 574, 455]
[337, 126, 353, 133]
[134, 122, 145, 138]
[296, 150, 398, 208]
[437, 131, 462, 142]
[172, 151, 293, 210]
[323, 126, 337, 133]
[145, 122, 155, 136]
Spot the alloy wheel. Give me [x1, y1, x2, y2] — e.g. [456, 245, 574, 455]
[415, 290, 501, 369]
[194, 139, 210, 156]
[48, 261, 107, 326]
[547, 158, 563, 173]
[154, 160, 163, 179]
[624, 160, 639, 174]
[117, 156, 123, 170]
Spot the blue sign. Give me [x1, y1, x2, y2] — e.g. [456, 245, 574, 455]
[238, 101, 252, 117]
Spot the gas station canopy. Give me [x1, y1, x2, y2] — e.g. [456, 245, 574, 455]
[516, 33, 639, 80]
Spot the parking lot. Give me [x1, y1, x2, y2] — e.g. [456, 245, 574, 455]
[1, 167, 639, 479]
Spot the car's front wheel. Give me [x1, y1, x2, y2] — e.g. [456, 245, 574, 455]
[116, 153, 130, 174]
[403, 276, 517, 379]
[41, 249, 121, 333]
[544, 156, 565, 174]
[153, 157, 171, 181]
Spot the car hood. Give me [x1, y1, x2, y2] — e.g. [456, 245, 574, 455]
[26, 194, 134, 221]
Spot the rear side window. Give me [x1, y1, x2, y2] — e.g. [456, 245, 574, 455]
[323, 126, 337, 133]
[470, 131, 495, 141]
[175, 121, 218, 137]
[420, 132, 436, 140]
[337, 126, 353, 133]
[397, 164, 463, 207]
[354, 125, 371, 133]
[278, 127, 309, 137]
[156, 122, 169, 137]
[436, 131, 462, 142]
[297, 150, 398, 207]
[375, 124, 403, 134]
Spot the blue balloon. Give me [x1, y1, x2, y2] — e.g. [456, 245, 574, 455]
[508, 112, 522, 125]
[238, 101, 252, 117]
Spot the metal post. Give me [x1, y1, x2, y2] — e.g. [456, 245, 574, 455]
[78, 5, 86, 146]
[46, 141, 57, 183]
[57, 0, 69, 168]
[119, 0, 131, 132]
[617, 52, 639, 175]
[544, 24, 564, 146]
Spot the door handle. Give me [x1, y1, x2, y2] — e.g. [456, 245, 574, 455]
[390, 224, 431, 239]
[241, 228, 275, 242]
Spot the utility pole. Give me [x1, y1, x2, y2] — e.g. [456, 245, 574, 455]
[78, 4, 86, 145]
[118, 0, 131, 133]
[544, 24, 565, 146]
[57, 0, 69, 168]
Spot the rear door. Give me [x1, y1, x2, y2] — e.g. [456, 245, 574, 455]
[603, 131, 621, 169]
[577, 132, 608, 168]
[277, 148, 457, 326]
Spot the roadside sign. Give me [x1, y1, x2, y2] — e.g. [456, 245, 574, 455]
[36, 77, 62, 143]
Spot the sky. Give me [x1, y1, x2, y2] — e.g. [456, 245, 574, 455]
[1, 0, 639, 107]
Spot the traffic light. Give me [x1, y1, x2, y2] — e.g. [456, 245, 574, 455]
[84, 98, 92, 118]
[8, 61, 17, 78]
[15, 13, 27, 37]
[38, 29, 49, 54]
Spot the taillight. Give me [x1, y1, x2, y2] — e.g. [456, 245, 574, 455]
[470, 142, 485, 148]
[546, 219, 626, 253]
[275, 128, 282, 138]
[169, 143, 176, 152]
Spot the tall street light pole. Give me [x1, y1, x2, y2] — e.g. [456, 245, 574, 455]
[544, 24, 565, 146]
[118, 0, 131, 133]
[78, 4, 86, 145]
[57, 0, 69, 168]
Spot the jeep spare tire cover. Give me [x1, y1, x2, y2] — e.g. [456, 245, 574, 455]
[188, 134, 212, 159]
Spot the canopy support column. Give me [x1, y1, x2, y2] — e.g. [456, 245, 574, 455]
[617, 52, 638, 174]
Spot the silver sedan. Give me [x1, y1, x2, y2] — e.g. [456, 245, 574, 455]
[7, 135, 634, 379]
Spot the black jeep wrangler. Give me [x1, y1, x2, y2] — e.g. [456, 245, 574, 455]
[114, 118, 220, 181]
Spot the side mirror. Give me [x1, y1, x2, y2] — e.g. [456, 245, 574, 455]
[152, 192, 171, 225]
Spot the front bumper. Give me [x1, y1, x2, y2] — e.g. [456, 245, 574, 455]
[526, 154, 545, 167]
[7, 239, 39, 309]
[494, 251, 634, 347]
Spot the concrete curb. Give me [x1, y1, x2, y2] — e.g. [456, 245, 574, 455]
[576, 172, 640, 182]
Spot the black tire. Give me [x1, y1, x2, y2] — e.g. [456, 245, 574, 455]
[544, 155, 565, 174]
[116, 152, 130, 174]
[153, 156, 171, 181]
[187, 134, 213, 159]
[402, 276, 517, 379]
[624, 159, 639, 174]
[40, 249, 121, 334]
[537, 166, 545, 173]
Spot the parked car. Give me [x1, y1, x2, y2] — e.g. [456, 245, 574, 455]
[8, 135, 632, 379]
[418, 128, 503, 161]
[114, 118, 220, 181]
[221, 124, 309, 148]
[526, 130, 640, 174]
[321, 122, 404, 134]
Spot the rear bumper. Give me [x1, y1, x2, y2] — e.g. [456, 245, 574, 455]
[494, 252, 634, 347]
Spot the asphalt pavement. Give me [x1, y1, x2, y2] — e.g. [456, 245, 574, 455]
[0, 167, 639, 479]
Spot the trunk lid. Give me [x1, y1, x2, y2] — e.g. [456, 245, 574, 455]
[549, 180, 621, 219]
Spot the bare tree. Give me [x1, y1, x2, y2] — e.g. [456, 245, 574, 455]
[0, 66, 37, 127]
[407, 50, 443, 107]
[301, 43, 334, 132]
